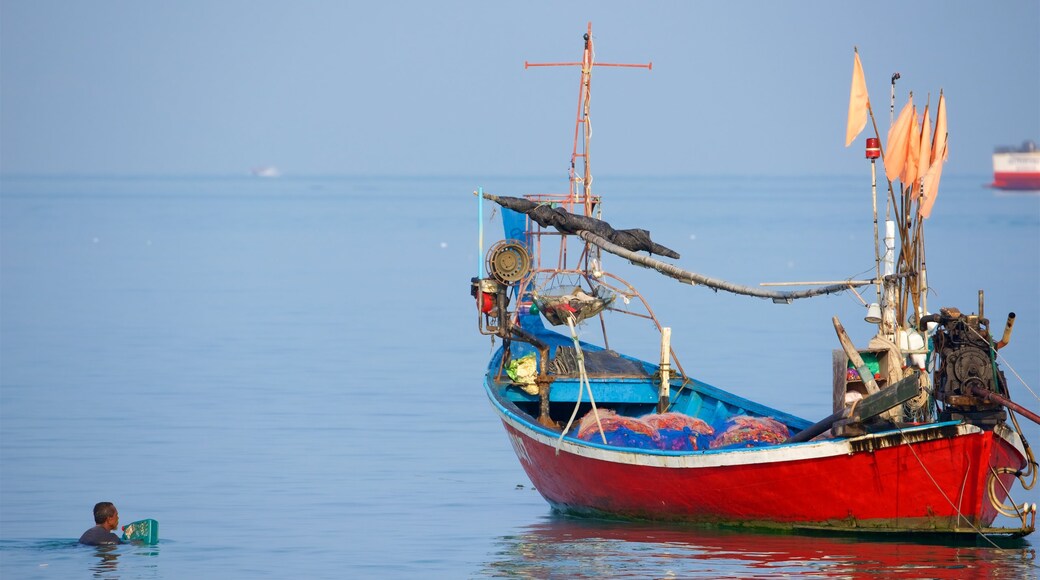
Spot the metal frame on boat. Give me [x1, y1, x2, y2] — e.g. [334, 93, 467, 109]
[469, 23, 1037, 538]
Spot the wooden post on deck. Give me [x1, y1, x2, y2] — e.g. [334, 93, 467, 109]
[833, 316, 880, 394]
[657, 328, 672, 413]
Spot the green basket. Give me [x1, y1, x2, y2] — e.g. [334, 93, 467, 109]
[121, 519, 158, 544]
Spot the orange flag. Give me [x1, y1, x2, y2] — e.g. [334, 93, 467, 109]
[901, 106, 921, 187]
[919, 154, 944, 218]
[930, 91, 948, 164]
[912, 103, 931, 200]
[845, 50, 869, 147]
[884, 95, 914, 183]
[919, 93, 948, 219]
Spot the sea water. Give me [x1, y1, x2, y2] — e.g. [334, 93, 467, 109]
[1, 174, 1037, 578]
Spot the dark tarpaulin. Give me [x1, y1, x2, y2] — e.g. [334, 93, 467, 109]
[484, 194, 680, 259]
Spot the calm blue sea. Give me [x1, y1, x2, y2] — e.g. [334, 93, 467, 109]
[1, 174, 1037, 578]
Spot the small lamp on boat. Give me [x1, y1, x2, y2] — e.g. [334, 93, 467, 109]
[865, 138, 881, 159]
[865, 303, 882, 324]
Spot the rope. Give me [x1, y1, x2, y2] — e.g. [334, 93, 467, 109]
[894, 423, 1037, 559]
[848, 398, 861, 418]
[999, 354, 1040, 403]
[557, 316, 607, 451]
[988, 466, 1031, 519]
[947, 326, 1038, 491]
[894, 427, 1013, 549]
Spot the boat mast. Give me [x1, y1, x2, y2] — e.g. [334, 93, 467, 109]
[525, 22, 651, 215]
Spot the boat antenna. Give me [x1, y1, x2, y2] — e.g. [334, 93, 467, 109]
[886, 72, 899, 227]
[890, 72, 900, 125]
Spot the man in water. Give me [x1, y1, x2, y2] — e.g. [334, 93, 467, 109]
[78, 502, 122, 545]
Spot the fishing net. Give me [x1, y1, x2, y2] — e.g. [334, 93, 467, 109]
[534, 285, 616, 326]
[576, 408, 617, 438]
[572, 410, 789, 451]
[576, 410, 719, 451]
[642, 412, 713, 433]
[709, 415, 790, 449]
[643, 412, 715, 451]
[576, 409, 659, 448]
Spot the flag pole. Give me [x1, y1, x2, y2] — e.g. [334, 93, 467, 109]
[478, 186, 485, 278]
[886, 73, 899, 225]
[866, 99, 908, 338]
[871, 152, 882, 317]
[865, 101, 887, 314]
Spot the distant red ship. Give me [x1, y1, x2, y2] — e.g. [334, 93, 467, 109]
[992, 141, 1040, 190]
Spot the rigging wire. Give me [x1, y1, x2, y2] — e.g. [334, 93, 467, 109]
[962, 325, 1039, 486]
[968, 324, 1040, 404]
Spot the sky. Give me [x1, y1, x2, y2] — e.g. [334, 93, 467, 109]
[1, 0, 1037, 177]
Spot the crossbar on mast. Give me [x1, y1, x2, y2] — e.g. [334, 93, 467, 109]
[525, 62, 653, 69]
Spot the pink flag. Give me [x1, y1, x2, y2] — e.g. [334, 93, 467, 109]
[884, 95, 914, 183]
[845, 51, 869, 147]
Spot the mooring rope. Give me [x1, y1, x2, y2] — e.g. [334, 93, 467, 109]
[894, 426, 1034, 554]
[963, 325, 1038, 490]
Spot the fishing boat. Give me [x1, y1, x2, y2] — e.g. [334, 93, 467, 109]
[992, 141, 1040, 190]
[469, 24, 1038, 537]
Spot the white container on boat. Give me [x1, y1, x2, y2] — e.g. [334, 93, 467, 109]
[908, 330, 926, 369]
[898, 328, 927, 370]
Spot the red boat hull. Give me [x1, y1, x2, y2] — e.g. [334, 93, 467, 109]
[992, 171, 1040, 190]
[498, 410, 1029, 532]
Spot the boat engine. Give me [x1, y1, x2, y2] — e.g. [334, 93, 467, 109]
[925, 307, 1009, 426]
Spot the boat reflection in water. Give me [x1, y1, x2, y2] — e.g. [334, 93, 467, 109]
[483, 516, 1037, 579]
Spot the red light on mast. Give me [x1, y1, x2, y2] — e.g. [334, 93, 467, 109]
[865, 137, 881, 159]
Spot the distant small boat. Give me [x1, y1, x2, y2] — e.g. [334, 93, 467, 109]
[251, 166, 281, 178]
[992, 141, 1039, 190]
